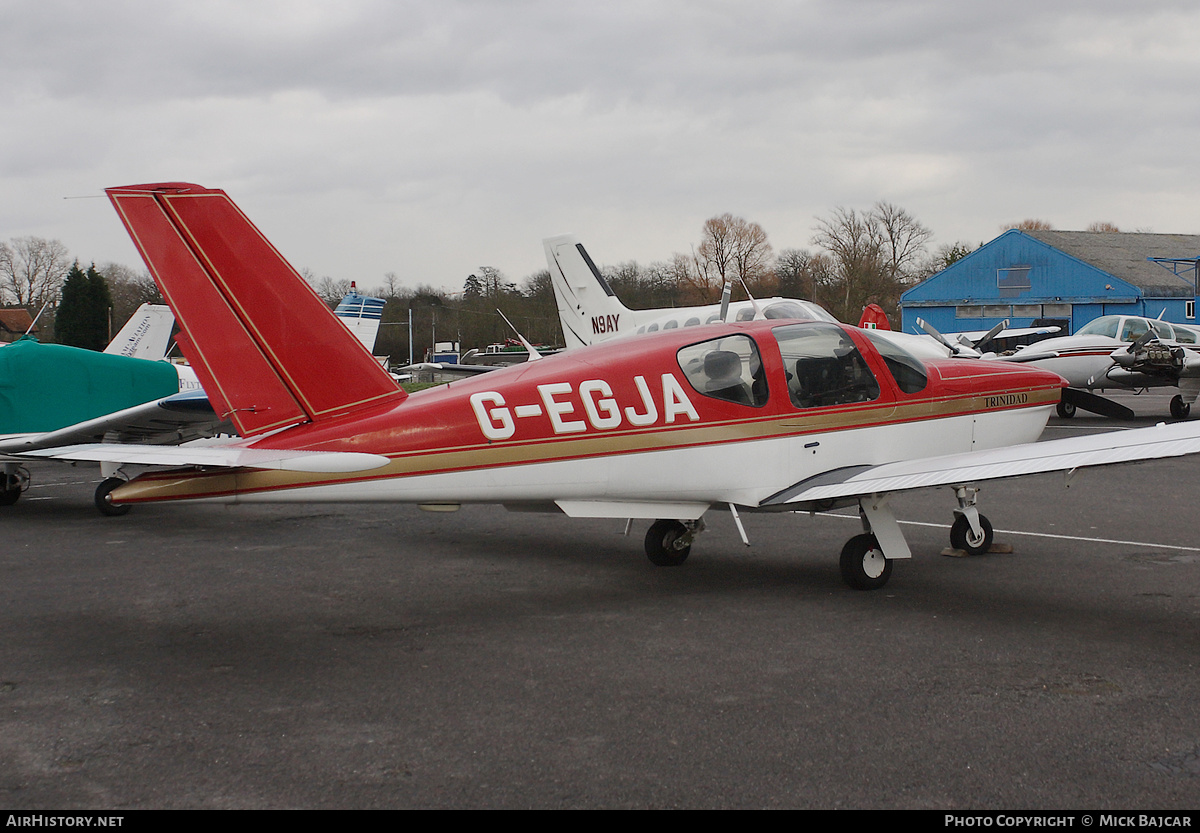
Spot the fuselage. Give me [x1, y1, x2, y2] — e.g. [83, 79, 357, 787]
[114, 320, 1067, 513]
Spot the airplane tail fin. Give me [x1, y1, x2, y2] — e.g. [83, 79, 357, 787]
[857, 303, 891, 330]
[103, 303, 175, 360]
[334, 283, 386, 353]
[105, 183, 405, 437]
[543, 234, 632, 349]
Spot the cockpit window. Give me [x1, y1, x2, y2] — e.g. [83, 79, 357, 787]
[1119, 318, 1150, 342]
[773, 323, 880, 409]
[860, 330, 928, 394]
[677, 334, 768, 407]
[1076, 316, 1120, 338]
[735, 307, 756, 322]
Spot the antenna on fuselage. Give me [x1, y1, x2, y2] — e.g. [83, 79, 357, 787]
[497, 309, 543, 362]
[737, 278, 764, 319]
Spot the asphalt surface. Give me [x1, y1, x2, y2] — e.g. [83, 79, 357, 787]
[2, 389, 1200, 809]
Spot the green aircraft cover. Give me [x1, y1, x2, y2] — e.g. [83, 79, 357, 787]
[0, 337, 180, 434]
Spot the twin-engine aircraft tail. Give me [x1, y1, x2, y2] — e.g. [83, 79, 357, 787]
[543, 234, 632, 349]
[106, 183, 405, 437]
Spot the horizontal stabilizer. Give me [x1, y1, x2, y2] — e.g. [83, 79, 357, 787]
[23, 443, 391, 473]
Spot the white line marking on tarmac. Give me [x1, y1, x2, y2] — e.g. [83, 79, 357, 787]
[815, 512, 1200, 552]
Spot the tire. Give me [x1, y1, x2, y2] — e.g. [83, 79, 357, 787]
[839, 533, 892, 590]
[645, 519, 690, 566]
[950, 514, 993, 555]
[95, 478, 131, 517]
[1171, 395, 1191, 420]
[1056, 399, 1076, 418]
[0, 486, 19, 506]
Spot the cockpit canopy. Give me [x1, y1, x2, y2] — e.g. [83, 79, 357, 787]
[1075, 315, 1198, 344]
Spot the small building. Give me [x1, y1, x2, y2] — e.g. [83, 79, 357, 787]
[0, 309, 37, 343]
[901, 230, 1200, 335]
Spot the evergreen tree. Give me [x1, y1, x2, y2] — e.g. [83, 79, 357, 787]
[56, 262, 112, 350]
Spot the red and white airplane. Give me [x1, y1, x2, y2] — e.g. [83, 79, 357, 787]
[31, 182, 1200, 591]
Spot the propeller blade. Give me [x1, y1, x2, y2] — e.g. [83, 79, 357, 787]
[973, 319, 1008, 352]
[1062, 387, 1135, 420]
[1125, 329, 1156, 354]
[916, 317, 955, 351]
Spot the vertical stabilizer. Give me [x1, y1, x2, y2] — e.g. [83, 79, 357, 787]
[543, 235, 632, 349]
[104, 303, 175, 360]
[106, 183, 404, 437]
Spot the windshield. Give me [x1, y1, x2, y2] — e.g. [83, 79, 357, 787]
[1076, 316, 1120, 338]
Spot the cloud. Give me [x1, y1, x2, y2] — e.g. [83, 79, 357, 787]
[2, 0, 1199, 292]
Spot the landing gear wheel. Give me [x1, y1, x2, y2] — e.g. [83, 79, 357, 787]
[839, 533, 892, 590]
[0, 466, 29, 505]
[645, 519, 691, 567]
[950, 514, 993, 555]
[1056, 399, 1076, 418]
[1171, 395, 1191, 419]
[95, 478, 131, 517]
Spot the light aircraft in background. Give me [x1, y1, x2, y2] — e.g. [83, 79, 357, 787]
[31, 182, 1200, 592]
[544, 233, 840, 347]
[0, 285, 386, 509]
[996, 314, 1200, 419]
[543, 234, 1056, 365]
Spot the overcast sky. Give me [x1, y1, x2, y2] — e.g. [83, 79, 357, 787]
[3, 0, 1198, 294]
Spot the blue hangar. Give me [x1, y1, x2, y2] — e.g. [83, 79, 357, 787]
[901, 230, 1200, 336]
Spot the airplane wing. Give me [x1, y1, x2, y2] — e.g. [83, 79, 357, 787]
[398, 361, 500, 378]
[761, 421, 1200, 507]
[0, 389, 233, 456]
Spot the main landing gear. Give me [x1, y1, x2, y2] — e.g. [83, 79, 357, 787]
[0, 465, 29, 506]
[644, 486, 995, 591]
[839, 533, 891, 590]
[1171, 395, 1191, 420]
[950, 486, 993, 556]
[644, 518, 703, 566]
[94, 463, 131, 517]
[94, 477, 131, 516]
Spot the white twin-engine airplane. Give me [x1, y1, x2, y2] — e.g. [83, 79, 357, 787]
[29, 182, 1200, 593]
[998, 314, 1200, 420]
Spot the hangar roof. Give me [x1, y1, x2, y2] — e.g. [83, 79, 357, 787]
[1025, 231, 1200, 296]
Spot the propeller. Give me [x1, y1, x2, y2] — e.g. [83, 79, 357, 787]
[1061, 387, 1135, 420]
[972, 320, 1008, 353]
[1112, 328, 1157, 367]
[916, 317, 982, 358]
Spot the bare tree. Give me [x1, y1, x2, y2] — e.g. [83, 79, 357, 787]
[774, 248, 822, 301]
[872, 201, 932, 286]
[0, 236, 71, 310]
[812, 207, 886, 322]
[811, 203, 934, 324]
[696, 214, 774, 298]
[1086, 221, 1121, 233]
[1005, 219, 1054, 231]
[99, 262, 163, 330]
